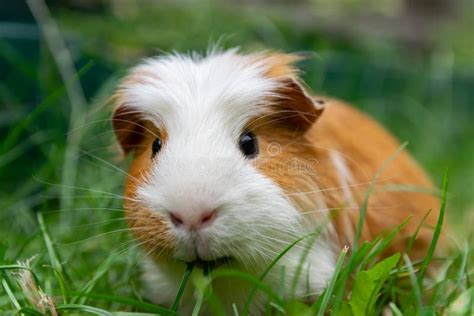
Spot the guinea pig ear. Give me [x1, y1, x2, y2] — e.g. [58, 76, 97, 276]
[111, 100, 145, 156]
[272, 77, 325, 132]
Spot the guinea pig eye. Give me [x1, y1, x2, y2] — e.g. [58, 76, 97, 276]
[239, 131, 258, 159]
[151, 137, 162, 158]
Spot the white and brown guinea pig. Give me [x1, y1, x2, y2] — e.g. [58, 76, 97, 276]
[111, 49, 443, 313]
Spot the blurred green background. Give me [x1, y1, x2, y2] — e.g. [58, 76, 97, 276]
[0, 0, 473, 308]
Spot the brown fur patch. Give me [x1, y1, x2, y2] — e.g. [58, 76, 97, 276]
[112, 84, 174, 257]
[247, 52, 325, 133]
[112, 87, 168, 156]
[252, 52, 302, 79]
[122, 126, 175, 258]
[255, 97, 444, 260]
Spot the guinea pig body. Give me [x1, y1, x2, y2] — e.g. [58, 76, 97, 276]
[112, 49, 441, 313]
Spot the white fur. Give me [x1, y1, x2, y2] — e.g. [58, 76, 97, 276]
[119, 49, 336, 313]
[330, 150, 357, 208]
[330, 150, 358, 241]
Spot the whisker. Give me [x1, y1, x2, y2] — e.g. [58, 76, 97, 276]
[55, 226, 162, 247]
[284, 178, 396, 196]
[52, 218, 128, 230]
[41, 207, 125, 214]
[40, 195, 128, 200]
[81, 150, 141, 183]
[298, 205, 395, 215]
[34, 177, 139, 202]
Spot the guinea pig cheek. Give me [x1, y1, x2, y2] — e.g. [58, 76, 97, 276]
[123, 146, 176, 259]
[252, 128, 324, 222]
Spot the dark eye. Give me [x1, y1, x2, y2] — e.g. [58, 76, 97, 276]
[151, 137, 162, 158]
[239, 131, 258, 159]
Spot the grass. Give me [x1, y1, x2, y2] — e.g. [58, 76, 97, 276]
[1, 0, 473, 315]
[1, 176, 471, 315]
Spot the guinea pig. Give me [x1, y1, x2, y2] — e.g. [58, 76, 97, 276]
[111, 49, 442, 314]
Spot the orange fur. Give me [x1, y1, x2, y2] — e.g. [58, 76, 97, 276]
[113, 107, 175, 256]
[252, 52, 302, 79]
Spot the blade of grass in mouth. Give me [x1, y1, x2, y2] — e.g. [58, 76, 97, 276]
[171, 261, 196, 312]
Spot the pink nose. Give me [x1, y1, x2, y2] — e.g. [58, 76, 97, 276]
[169, 209, 216, 230]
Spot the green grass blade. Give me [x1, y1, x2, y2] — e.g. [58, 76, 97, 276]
[406, 209, 432, 255]
[290, 232, 320, 296]
[403, 254, 423, 313]
[191, 271, 211, 316]
[112, 313, 162, 316]
[417, 171, 448, 285]
[278, 266, 286, 301]
[0, 265, 35, 272]
[70, 292, 177, 315]
[445, 287, 474, 315]
[243, 224, 326, 315]
[17, 307, 44, 316]
[331, 238, 381, 314]
[56, 303, 113, 315]
[353, 142, 407, 250]
[349, 240, 379, 271]
[314, 246, 348, 316]
[37, 212, 68, 303]
[73, 252, 119, 305]
[192, 288, 206, 316]
[212, 269, 282, 305]
[360, 216, 412, 270]
[446, 240, 469, 304]
[204, 290, 227, 316]
[171, 261, 195, 312]
[1, 278, 21, 310]
[0, 265, 41, 286]
[332, 143, 407, 313]
[389, 302, 403, 316]
[36, 213, 63, 274]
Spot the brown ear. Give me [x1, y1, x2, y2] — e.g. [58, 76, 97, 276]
[111, 103, 146, 156]
[272, 77, 325, 132]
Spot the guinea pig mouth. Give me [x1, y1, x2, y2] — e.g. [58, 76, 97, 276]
[191, 257, 233, 270]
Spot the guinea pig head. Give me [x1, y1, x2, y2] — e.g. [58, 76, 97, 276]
[112, 50, 326, 268]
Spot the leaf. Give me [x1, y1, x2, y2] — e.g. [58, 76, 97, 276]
[349, 253, 400, 316]
[283, 299, 311, 316]
[337, 301, 353, 316]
